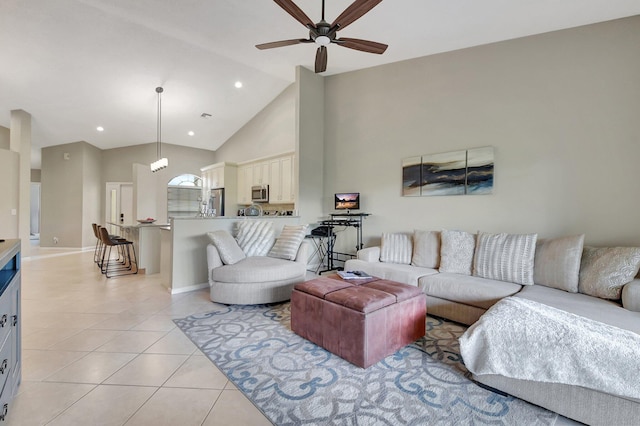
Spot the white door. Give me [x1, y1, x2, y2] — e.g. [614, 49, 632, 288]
[105, 182, 133, 235]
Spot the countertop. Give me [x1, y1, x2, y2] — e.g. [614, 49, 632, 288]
[171, 215, 299, 220]
[107, 222, 170, 228]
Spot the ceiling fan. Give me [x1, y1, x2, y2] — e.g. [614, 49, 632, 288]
[256, 0, 387, 73]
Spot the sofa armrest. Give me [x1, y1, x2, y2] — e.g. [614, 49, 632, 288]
[295, 240, 310, 266]
[357, 246, 381, 262]
[207, 244, 224, 284]
[622, 279, 640, 312]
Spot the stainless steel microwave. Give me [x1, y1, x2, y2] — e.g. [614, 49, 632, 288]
[251, 185, 269, 203]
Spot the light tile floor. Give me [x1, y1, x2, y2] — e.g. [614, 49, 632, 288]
[7, 248, 272, 425]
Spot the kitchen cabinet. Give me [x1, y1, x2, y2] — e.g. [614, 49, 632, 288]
[237, 165, 253, 205]
[0, 240, 21, 422]
[269, 155, 295, 204]
[236, 153, 295, 206]
[252, 162, 270, 186]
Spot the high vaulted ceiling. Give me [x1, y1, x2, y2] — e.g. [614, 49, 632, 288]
[2, 0, 639, 168]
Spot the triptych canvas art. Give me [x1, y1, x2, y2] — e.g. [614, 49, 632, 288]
[402, 147, 494, 197]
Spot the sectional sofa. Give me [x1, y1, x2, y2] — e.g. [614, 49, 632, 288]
[344, 230, 640, 426]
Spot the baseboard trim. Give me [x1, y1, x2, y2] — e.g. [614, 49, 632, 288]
[170, 282, 209, 295]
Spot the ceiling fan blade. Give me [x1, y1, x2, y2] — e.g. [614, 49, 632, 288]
[335, 37, 387, 54]
[273, 0, 315, 28]
[256, 39, 312, 50]
[315, 46, 327, 73]
[331, 0, 383, 31]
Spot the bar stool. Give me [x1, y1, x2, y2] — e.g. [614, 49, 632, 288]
[98, 227, 138, 278]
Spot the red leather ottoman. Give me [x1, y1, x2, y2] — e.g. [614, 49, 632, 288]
[291, 276, 426, 368]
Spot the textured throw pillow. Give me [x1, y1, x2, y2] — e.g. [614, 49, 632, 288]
[380, 232, 413, 264]
[207, 230, 246, 265]
[473, 232, 538, 285]
[234, 220, 276, 256]
[579, 246, 640, 299]
[411, 230, 440, 268]
[268, 225, 308, 261]
[439, 230, 476, 275]
[533, 234, 584, 292]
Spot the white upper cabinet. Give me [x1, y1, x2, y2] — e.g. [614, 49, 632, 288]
[236, 153, 295, 205]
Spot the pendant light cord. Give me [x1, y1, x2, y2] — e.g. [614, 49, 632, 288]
[156, 86, 163, 160]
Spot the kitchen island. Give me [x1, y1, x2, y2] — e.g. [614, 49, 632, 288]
[163, 216, 302, 294]
[107, 222, 168, 274]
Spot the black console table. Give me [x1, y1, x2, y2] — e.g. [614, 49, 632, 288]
[317, 213, 370, 272]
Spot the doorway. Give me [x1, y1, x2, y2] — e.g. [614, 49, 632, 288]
[30, 182, 41, 243]
[105, 182, 133, 235]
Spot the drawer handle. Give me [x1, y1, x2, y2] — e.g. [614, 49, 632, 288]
[0, 315, 6, 327]
[11, 315, 16, 327]
[0, 359, 6, 374]
[0, 403, 7, 421]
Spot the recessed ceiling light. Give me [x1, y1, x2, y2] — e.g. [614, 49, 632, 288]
[234, 81, 243, 89]
[188, 131, 195, 136]
[96, 126, 104, 132]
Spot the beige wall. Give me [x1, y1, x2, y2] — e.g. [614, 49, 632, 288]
[0, 126, 9, 150]
[0, 149, 19, 238]
[41, 142, 87, 247]
[215, 84, 296, 163]
[81, 143, 102, 247]
[102, 142, 217, 224]
[324, 16, 640, 247]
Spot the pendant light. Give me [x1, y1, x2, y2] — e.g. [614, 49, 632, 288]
[150, 86, 168, 172]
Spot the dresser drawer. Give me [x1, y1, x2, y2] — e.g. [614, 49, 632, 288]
[0, 295, 10, 350]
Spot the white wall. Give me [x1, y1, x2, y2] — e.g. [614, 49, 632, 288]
[81, 142, 102, 247]
[323, 16, 640, 247]
[214, 84, 296, 163]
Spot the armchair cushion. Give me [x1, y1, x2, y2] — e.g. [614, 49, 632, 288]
[268, 225, 308, 260]
[234, 220, 275, 256]
[207, 230, 246, 265]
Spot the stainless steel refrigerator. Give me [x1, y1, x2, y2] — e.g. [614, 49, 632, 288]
[208, 188, 225, 216]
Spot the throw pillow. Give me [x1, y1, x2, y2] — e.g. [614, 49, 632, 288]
[411, 230, 440, 268]
[380, 232, 413, 264]
[268, 225, 308, 261]
[207, 230, 246, 265]
[533, 234, 584, 292]
[578, 246, 640, 300]
[473, 232, 538, 285]
[234, 220, 275, 256]
[439, 229, 476, 275]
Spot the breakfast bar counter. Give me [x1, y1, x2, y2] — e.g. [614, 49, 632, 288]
[107, 222, 169, 274]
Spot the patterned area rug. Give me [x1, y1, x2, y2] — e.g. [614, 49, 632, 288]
[175, 303, 558, 425]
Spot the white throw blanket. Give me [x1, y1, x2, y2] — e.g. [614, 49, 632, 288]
[459, 296, 640, 400]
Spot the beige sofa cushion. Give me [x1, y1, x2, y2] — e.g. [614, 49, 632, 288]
[439, 229, 476, 275]
[207, 230, 246, 265]
[344, 258, 437, 287]
[212, 256, 306, 283]
[420, 272, 522, 310]
[473, 232, 537, 285]
[579, 246, 640, 299]
[380, 232, 413, 264]
[516, 285, 640, 335]
[533, 234, 584, 292]
[411, 230, 440, 268]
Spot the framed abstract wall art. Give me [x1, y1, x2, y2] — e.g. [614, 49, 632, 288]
[402, 146, 494, 196]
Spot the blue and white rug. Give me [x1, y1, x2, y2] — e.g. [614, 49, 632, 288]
[174, 303, 558, 425]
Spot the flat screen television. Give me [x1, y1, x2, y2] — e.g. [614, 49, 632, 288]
[335, 192, 360, 210]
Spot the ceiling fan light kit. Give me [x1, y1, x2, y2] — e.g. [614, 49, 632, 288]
[256, 0, 387, 73]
